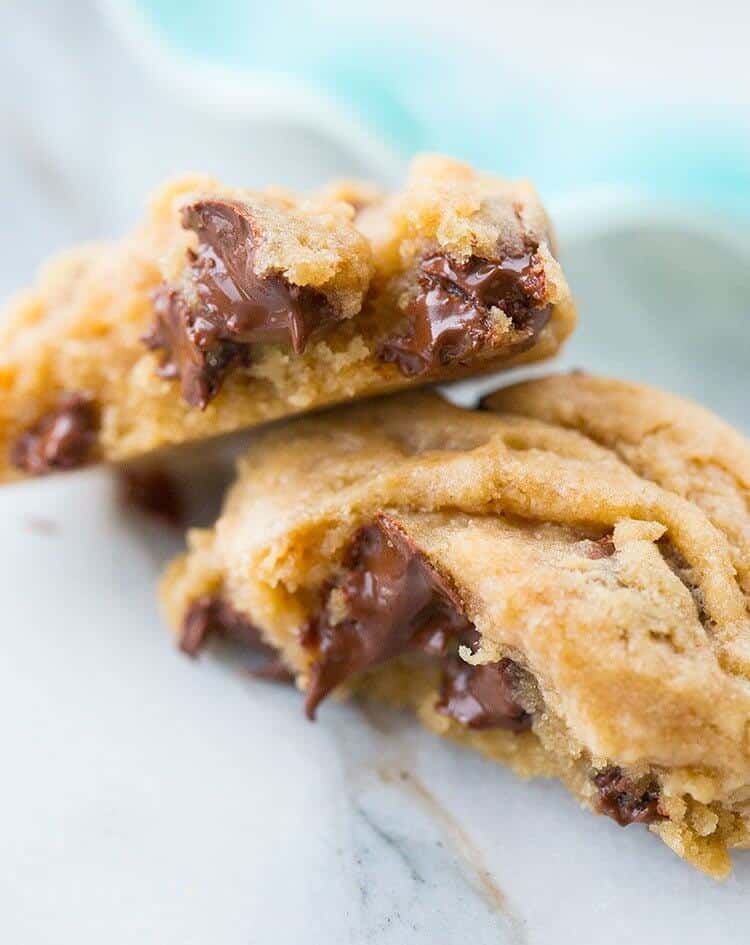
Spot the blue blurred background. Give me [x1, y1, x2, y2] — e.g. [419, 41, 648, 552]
[131, 0, 750, 218]
[2, 0, 749, 427]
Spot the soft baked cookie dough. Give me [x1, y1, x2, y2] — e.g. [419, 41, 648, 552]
[0, 156, 575, 481]
[160, 381, 750, 879]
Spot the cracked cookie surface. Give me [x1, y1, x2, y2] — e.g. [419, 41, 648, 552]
[160, 382, 750, 879]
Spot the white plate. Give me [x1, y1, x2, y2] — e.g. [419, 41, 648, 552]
[2, 213, 749, 944]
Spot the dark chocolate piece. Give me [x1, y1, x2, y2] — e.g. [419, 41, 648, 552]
[144, 200, 338, 408]
[181, 595, 265, 656]
[180, 594, 292, 682]
[436, 657, 531, 731]
[304, 515, 474, 718]
[593, 767, 662, 826]
[302, 515, 532, 732]
[10, 393, 97, 475]
[118, 466, 184, 528]
[144, 285, 245, 410]
[378, 251, 550, 376]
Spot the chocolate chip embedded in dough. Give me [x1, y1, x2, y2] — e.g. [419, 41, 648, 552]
[378, 251, 550, 376]
[180, 595, 293, 683]
[144, 199, 339, 408]
[593, 767, 662, 826]
[303, 515, 473, 718]
[10, 393, 97, 475]
[436, 657, 532, 731]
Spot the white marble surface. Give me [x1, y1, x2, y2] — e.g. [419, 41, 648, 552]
[2, 2, 750, 943]
[4, 465, 750, 945]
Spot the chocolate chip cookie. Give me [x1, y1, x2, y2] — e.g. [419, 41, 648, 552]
[0, 156, 575, 481]
[159, 382, 750, 879]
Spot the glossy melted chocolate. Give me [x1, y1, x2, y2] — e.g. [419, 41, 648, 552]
[303, 515, 532, 731]
[436, 657, 532, 731]
[145, 200, 338, 408]
[378, 250, 550, 376]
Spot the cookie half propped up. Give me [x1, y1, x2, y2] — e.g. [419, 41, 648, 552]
[0, 156, 575, 482]
[160, 380, 750, 879]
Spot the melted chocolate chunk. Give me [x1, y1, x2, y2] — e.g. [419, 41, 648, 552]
[593, 767, 662, 826]
[144, 286, 245, 410]
[436, 657, 531, 731]
[304, 515, 475, 718]
[118, 466, 184, 528]
[11, 394, 97, 475]
[144, 200, 338, 408]
[378, 251, 550, 376]
[303, 515, 534, 733]
[181, 595, 292, 682]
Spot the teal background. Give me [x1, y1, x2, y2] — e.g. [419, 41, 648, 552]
[135, 0, 750, 217]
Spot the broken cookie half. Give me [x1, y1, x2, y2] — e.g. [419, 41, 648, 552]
[0, 155, 575, 482]
[160, 381, 750, 879]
